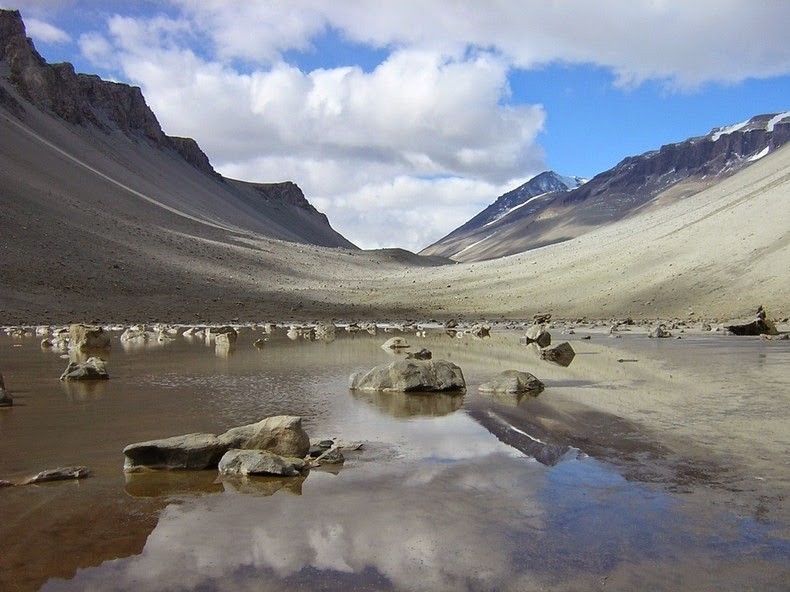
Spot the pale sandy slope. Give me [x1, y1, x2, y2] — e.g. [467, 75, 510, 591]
[364, 143, 790, 321]
[1, 96, 787, 323]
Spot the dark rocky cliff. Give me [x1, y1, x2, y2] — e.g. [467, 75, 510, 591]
[0, 8, 216, 177]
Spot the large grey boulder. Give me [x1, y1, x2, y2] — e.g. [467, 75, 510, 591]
[69, 324, 111, 350]
[218, 415, 310, 458]
[479, 370, 544, 395]
[123, 433, 226, 473]
[648, 324, 672, 338]
[218, 449, 305, 477]
[350, 359, 466, 392]
[59, 357, 109, 380]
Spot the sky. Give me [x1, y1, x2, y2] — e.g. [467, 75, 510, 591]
[5, 1, 790, 251]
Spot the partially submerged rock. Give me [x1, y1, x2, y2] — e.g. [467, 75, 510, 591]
[24, 466, 91, 484]
[725, 308, 779, 336]
[218, 415, 310, 458]
[648, 324, 672, 338]
[123, 415, 312, 473]
[523, 324, 551, 348]
[540, 342, 576, 367]
[69, 324, 111, 350]
[469, 323, 490, 338]
[123, 433, 226, 472]
[406, 348, 432, 360]
[315, 447, 345, 465]
[381, 337, 410, 350]
[218, 449, 305, 477]
[59, 357, 109, 380]
[479, 370, 544, 395]
[350, 359, 466, 392]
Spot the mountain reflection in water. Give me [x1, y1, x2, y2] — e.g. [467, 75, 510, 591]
[0, 326, 788, 591]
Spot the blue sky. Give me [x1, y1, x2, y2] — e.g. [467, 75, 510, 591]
[6, 1, 790, 250]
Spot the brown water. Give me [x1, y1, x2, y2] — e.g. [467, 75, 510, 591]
[1, 326, 788, 591]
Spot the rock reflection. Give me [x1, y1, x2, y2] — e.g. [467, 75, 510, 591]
[220, 474, 306, 496]
[350, 389, 464, 418]
[60, 377, 109, 401]
[124, 470, 223, 498]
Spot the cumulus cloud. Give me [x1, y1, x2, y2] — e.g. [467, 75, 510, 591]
[61, 0, 790, 249]
[25, 17, 71, 43]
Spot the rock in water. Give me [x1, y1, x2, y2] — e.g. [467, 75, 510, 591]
[349, 359, 466, 392]
[69, 324, 111, 350]
[725, 307, 779, 336]
[540, 342, 576, 367]
[218, 450, 305, 477]
[478, 370, 544, 395]
[524, 324, 551, 348]
[59, 357, 109, 380]
[381, 337, 410, 350]
[218, 415, 310, 459]
[648, 324, 672, 338]
[24, 466, 91, 484]
[0, 388, 13, 407]
[123, 433, 226, 472]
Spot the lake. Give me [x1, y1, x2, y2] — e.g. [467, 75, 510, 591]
[1, 323, 788, 591]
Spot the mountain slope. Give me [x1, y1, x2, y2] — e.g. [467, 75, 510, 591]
[423, 112, 790, 262]
[0, 9, 354, 250]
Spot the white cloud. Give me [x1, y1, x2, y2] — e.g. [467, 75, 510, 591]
[68, 1, 790, 250]
[25, 17, 71, 43]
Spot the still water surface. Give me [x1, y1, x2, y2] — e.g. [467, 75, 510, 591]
[1, 326, 788, 591]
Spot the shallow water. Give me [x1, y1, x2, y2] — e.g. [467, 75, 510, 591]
[1, 326, 788, 591]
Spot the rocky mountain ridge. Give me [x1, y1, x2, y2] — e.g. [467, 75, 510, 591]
[422, 111, 790, 262]
[0, 8, 350, 248]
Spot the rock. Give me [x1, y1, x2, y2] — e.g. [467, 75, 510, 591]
[316, 322, 337, 341]
[581, 335, 591, 340]
[214, 332, 236, 347]
[40, 338, 53, 348]
[218, 449, 305, 477]
[648, 324, 672, 338]
[315, 447, 345, 465]
[120, 327, 154, 343]
[381, 337, 410, 349]
[0, 372, 4, 390]
[478, 370, 544, 395]
[218, 415, 310, 459]
[533, 313, 552, 324]
[524, 324, 551, 347]
[540, 342, 576, 367]
[444, 319, 459, 329]
[253, 338, 266, 348]
[0, 480, 13, 488]
[349, 359, 466, 392]
[24, 466, 91, 484]
[469, 323, 490, 338]
[59, 357, 109, 380]
[69, 324, 111, 350]
[123, 433, 226, 472]
[0, 388, 12, 407]
[725, 318, 779, 336]
[406, 348, 432, 360]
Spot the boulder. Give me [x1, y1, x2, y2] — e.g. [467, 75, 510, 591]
[59, 357, 109, 380]
[469, 323, 490, 338]
[218, 415, 310, 459]
[69, 324, 111, 350]
[316, 322, 337, 341]
[214, 332, 236, 347]
[349, 359, 466, 392]
[123, 433, 226, 472]
[406, 348, 432, 360]
[211, 326, 238, 344]
[24, 466, 91, 484]
[540, 342, 576, 367]
[524, 324, 551, 348]
[648, 324, 672, 338]
[315, 447, 345, 465]
[478, 370, 544, 395]
[725, 318, 778, 336]
[120, 327, 154, 343]
[218, 449, 305, 477]
[381, 337, 410, 349]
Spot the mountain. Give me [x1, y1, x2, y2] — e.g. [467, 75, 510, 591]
[420, 171, 584, 260]
[0, 9, 354, 250]
[422, 112, 790, 262]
